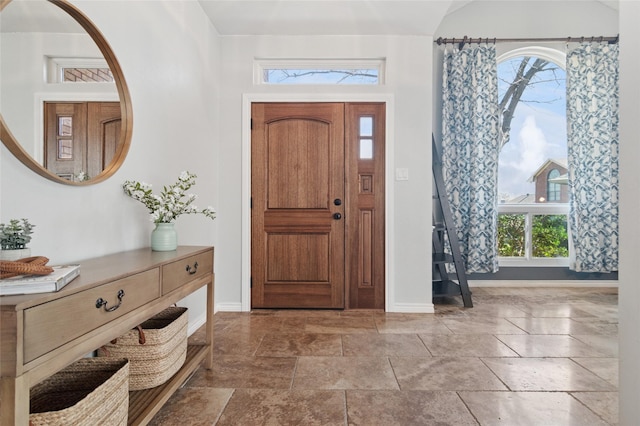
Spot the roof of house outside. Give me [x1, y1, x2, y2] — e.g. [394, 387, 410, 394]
[529, 158, 568, 182]
[549, 173, 569, 185]
[501, 193, 536, 204]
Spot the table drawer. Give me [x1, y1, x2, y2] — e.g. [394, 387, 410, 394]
[23, 269, 160, 364]
[162, 250, 213, 294]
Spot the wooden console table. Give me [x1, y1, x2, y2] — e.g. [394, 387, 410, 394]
[0, 246, 214, 425]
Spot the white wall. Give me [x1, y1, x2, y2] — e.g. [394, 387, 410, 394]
[216, 35, 434, 312]
[618, 1, 640, 423]
[1, 32, 115, 161]
[0, 0, 221, 329]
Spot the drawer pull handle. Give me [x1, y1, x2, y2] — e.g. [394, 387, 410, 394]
[186, 261, 199, 275]
[95, 289, 125, 312]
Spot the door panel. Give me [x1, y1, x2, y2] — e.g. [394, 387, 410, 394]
[44, 101, 120, 181]
[345, 103, 386, 309]
[267, 119, 329, 209]
[44, 102, 87, 180]
[87, 102, 121, 178]
[252, 103, 345, 309]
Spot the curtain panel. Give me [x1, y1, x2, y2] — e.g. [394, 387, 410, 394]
[441, 45, 501, 273]
[566, 43, 619, 273]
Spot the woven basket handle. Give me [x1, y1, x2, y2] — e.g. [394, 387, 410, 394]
[109, 325, 146, 345]
[136, 326, 146, 344]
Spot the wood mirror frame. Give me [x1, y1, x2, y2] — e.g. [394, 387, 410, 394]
[0, 0, 132, 185]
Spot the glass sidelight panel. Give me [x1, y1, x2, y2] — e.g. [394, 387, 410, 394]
[359, 116, 374, 159]
[58, 116, 72, 136]
[58, 140, 73, 159]
[57, 116, 73, 159]
[360, 117, 373, 136]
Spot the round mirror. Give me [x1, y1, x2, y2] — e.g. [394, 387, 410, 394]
[0, 0, 132, 185]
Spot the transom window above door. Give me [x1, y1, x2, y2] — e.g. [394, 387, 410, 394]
[254, 59, 385, 85]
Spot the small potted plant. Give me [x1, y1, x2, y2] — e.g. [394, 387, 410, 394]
[123, 171, 216, 251]
[0, 218, 35, 261]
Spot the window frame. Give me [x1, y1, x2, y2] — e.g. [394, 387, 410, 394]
[496, 46, 569, 268]
[254, 58, 386, 85]
[46, 57, 113, 84]
[547, 169, 561, 201]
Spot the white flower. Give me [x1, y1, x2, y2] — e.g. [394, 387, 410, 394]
[122, 171, 217, 224]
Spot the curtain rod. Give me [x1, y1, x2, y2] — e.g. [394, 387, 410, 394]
[435, 35, 619, 48]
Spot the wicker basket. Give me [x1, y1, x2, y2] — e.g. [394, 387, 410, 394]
[29, 358, 129, 426]
[97, 306, 188, 390]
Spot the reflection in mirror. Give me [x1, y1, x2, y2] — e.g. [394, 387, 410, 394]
[0, 0, 132, 185]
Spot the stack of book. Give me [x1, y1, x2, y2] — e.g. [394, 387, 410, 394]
[0, 264, 80, 296]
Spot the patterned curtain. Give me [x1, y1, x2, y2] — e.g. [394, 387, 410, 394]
[441, 45, 501, 273]
[566, 43, 619, 272]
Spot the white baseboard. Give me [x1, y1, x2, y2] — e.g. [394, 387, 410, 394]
[470, 280, 619, 288]
[388, 302, 435, 313]
[215, 302, 244, 312]
[187, 311, 207, 336]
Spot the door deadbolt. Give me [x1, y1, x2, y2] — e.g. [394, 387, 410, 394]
[334, 199, 342, 206]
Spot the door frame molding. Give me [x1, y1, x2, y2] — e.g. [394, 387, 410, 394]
[241, 93, 395, 311]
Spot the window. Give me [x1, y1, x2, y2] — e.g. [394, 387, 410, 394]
[359, 116, 374, 159]
[547, 169, 561, 201]
[255, 59, 385, 85]
[496, 48, 569, 266]
[46, 57, 114, 84]
[63, 67, 113, 83]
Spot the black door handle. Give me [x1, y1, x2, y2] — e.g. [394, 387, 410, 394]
[333, 213, 342, 220]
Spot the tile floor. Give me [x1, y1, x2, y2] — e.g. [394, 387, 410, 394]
[149, 287, 618, 425]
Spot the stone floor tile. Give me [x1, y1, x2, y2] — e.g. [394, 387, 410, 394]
[305, 316, 378, 334]
[481, 357, 617, 391]
[457, 303, 530, 318]
[148, 387, 233, 426]
[518, 303, 597, 318]
[293, 356, 399, 390]
[571, 302, 618, 321]
[497, 334, 613, 357]
[572, 392, 619, 425]
[186, 356, 297, 389]
[342, 333, 430, 357]
[346, 390, 477, 425]
[255, 332, 343, 356]
[374, 315, 453, 334]
[390, 357, 507, 391]
[572, 357, 619, 387]
[212, 332, 264, 356]
[506, 317, 576, 334]
[216, 389, 346, 426]
[571, 334, 619, 357]
[507, 317, 618, 336]
[460, 391, 609, 425]
[441, 317, 527, 334]
[420, 333, 519, 357]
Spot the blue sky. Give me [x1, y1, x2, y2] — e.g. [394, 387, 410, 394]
[497, 57, 567, 200]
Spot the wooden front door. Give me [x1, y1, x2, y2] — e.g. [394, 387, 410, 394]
[251, 102, 385, 309]
[44, 101, 120, 181]
[252, 103, 345, 308]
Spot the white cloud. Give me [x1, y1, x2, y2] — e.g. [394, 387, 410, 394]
[498, 114, 552, 198]
[518, 115, 547, 176]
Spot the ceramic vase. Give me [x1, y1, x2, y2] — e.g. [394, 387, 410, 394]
[151, 223, 177, 251]
[0, 248, 31, 261]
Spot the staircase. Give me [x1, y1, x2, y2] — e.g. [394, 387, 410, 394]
[432, 136, 473, 308]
